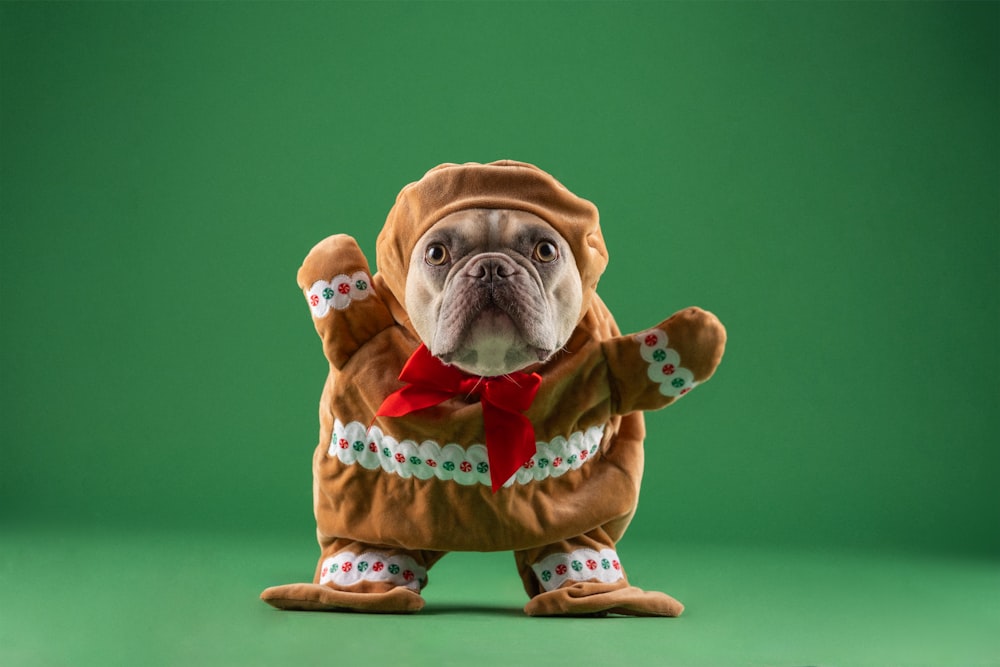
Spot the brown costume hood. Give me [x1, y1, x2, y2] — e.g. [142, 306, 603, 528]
[375, 160, 609, 320]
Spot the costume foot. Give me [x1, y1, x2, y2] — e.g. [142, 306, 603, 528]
[260, 583, 425, 613]
[523, 581, 684, 617]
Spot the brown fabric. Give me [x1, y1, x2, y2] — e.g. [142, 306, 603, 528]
[605, 306, 727, 413]
[260, 583, 425, 613]
[296, 235, 396, 369]
[265, 161, 727, 615]
[522, 581, 685, 617]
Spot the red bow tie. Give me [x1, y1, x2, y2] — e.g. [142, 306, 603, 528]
[375, 344, 542, 493]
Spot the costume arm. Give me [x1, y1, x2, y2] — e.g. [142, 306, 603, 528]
[297, 234, 395, 369]
[603, 307, 727, 414]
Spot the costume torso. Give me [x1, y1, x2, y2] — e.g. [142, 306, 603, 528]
[313, 279, 644, 553]
[301, 244, 722, 556]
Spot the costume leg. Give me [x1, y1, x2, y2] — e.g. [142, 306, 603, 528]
[514, 529, 684, 617]
[261, 538, 446, 613]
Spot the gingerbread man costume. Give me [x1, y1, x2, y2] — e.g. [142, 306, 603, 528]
[261, 161, 726, 616]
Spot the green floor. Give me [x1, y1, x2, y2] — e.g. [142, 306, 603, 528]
[2, 523, 996, 667]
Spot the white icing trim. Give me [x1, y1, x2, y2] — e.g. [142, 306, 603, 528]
[306, 271, 373, 318]
[532, 548, 624, 592]
[635, 329, 697, 397]
[319, 551, 426, 591]
[329, 420, 605, 488]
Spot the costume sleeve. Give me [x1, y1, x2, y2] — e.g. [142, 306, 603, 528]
[297, 234, 395, 369]
[602, 307, 727, 415]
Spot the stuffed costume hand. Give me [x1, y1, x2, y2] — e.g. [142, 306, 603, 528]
[297, 234, 395, 369]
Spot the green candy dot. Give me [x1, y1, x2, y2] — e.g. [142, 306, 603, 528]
[652, 349, 666, 362]
[671, 377, 686, 388]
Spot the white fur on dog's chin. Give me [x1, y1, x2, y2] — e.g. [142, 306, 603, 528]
[440, 311, 539, 377]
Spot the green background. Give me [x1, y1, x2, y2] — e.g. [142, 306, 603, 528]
[2, 2, 997, 665]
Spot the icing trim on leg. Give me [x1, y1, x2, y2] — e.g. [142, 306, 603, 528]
[531, 548, 624, 592]
[319, 551, 427, 591]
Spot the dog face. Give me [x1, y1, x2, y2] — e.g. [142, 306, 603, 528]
[404, 209, 583, 377]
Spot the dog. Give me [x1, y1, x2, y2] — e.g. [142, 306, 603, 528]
[261, 161, 726, 616]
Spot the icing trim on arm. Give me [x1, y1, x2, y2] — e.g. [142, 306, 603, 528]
[307, 271, 373, 318]
[635, 329, 697, 397]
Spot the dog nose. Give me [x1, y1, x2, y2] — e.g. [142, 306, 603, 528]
[468, 256, 515, 282]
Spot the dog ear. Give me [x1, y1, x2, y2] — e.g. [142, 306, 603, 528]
[298, 235, 395, 368]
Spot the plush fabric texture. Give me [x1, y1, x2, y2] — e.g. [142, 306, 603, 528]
[261, 160, 727, 617]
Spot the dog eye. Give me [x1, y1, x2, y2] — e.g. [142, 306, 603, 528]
[424, 243, 450, 266]
[533, 241, 559, 263]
